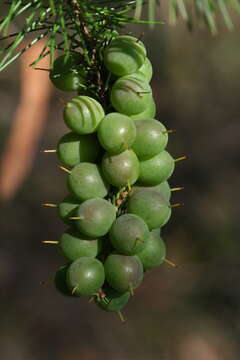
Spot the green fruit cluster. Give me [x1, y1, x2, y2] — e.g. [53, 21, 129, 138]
[47, 35, 183, 318]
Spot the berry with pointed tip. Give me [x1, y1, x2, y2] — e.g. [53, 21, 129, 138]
[105, 254, 143, 293]
[75, 198, 116, 238]
[67, 257, 105, 296]
[139, 150, 175, 186]
[102, 149, 139, 187]
[96, 285, 130, 312]
[137, 232, 166, 270]
[49, 54, 87, 91]
[127, 190, 171, 230]
[97, 112, 136, 154]
[59, 228, 102, 261]
[57, 132, 102, 167]
[64, 96, 105, 135]
[111, 75, 152, 115]
[104, 35, 146, 76]
[110, 214, 149, 255]
[68, 163, 109, 201]
[132, 119, 168, 159]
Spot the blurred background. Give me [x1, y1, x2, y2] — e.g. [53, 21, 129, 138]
[0, 5, 240, 360]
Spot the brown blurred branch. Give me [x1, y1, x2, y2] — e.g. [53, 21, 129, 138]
[0, 39, 53, 201]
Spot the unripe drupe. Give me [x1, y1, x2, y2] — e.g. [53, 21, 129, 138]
[110, 214, 149, 255]
[102, 149, 139, 187]
[137, 232, 166, 270]
[111, 75, 152, 116]
[57, 132, 102, 167]
[64, 96, 105, 134]
[59, 228, 102, 261]
[97, 112, 136, 154]
[105, 254, 143, 293]
[104, 35, 146, 76]
[68, 163, 109, 201]
[139, 150, 175, 186]
[67, 257, 105, 296]
[74, 198, 116, 238]
[132, 119, 168, 159]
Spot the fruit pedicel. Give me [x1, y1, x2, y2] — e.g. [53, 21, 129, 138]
[43, 35, 186, 321]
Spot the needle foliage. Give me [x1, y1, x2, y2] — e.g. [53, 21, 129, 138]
[0, 0, 239, 72]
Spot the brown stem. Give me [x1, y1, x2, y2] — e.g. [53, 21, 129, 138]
[70, 0, 104, 95]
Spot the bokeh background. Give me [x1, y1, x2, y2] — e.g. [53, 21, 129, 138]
[0, 5, 240, 360]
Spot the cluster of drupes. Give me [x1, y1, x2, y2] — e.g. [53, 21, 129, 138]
[46, 35, 183, 318]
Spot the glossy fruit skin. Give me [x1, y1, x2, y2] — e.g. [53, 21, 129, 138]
[57, 132, 102, 167]
[138, 150, 175, 186]
[59, 228, 102, 261]
[130, 181, 171, 203]
[97, 112, 136, 154]
[137, 232, 166, 270]
[49, 54, 87, 91]
[68, 163, 109, 201]
[96, 285, 130, 312]
[110, 214, 149, 255]
[67, 257, 105, 296]
[131, 97, 156, 121]
[127, 190, 171, 230]
[157, 181, 171, 202]
[102, 149, 139, 188]
[105, 254, 143, 293]
[132, 119, 168, 159]
[58, 194, 80, 223]
[111, 75, 152, 116]
[64, 96, 105, 134]
[136, 58, 153, 82]
[103, 35, 146, 76]
[75, 198, 116, 238]
[54, 264, 72, 296]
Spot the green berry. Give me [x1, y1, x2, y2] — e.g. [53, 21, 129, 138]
[97, 112, 136, 154]
[104, 35, 146, 76]
[68, 163, 109, 201]
[75, 198, 116, 238]
[138, 150, 175, 186]
[58, 194, 80, 223]
[127, 190, 171, 230]
[111, 75, 152, 115]
[96, 285, 130, 312]
[64, 96, 105, 134]
[131, 97, 156, 121]
[57, 132, 102, 168]
[67, 257, 105, 296]
[110, 214, 149, 255]
[105, 254, 143, 293]
[59, 228, 102, 261]
[137, 232, 166, 270]
[132, 119, 168, 159]
[102, 149, 139, 187]
[49, 54, 87, 91]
